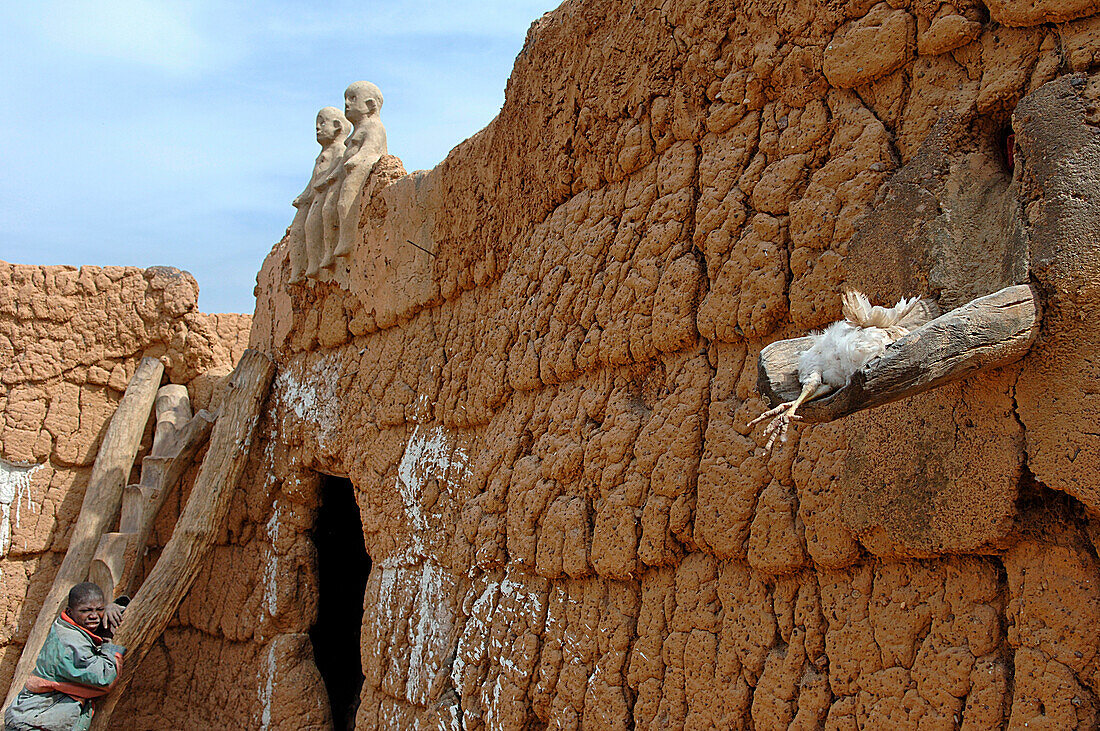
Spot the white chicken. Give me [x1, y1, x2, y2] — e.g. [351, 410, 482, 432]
[749, 290, 939, 450]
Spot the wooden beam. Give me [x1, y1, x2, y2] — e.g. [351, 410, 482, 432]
[87, 349, 275, 730]
[4, 357, 163, 711]
[87, 533, 134, 602]
[149, 385, 191, 457]
[757, 284, 1041, 423]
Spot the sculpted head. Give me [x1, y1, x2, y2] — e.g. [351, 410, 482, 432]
[315, 106, 349, 145]
[344, 81, 383, 124]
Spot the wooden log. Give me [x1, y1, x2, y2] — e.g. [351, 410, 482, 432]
[87, 350, 275, 730]
[87, 533, 136, 601]
[150, 385, 191, 457]
[92, 409, 217, 599]
[757, 284, 1041, 423]
[4, 357, 163, 711]
[113, 410, 217, 597]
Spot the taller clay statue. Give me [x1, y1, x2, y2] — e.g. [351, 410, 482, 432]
[288, 106, 349, 283]
[292, 81, 387, 282]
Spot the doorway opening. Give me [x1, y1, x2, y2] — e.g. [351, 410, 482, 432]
[310, 474, 371, 730]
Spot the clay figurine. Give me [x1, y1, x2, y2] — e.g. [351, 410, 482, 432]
[320, 81, 388, 268]
[290, 107, 349, 282]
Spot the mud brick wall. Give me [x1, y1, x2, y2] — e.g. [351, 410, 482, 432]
[236, 0, 1100, 727]
[242, 0, 1100, 728]
[8, 0, 1100, 727]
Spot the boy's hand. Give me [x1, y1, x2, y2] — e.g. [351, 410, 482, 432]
[104, 602, 126, 632]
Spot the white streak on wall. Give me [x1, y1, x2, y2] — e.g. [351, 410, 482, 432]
[452, 568, 545, 728]
[441, 702, 461, 731]
[262, 502, 282, 616]
[371, 561, 456, 711]
[275, 354, 341, 449]
[395, 424, 471, 558]
[0, 459, 44, 560]
[257, 640, 277, 731]
[261, 436, 277, 489]
[406, 562, 452, 705]
[450, 580, 499, 694]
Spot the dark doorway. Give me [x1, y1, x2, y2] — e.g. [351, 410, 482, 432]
[310, 475, 371, 730]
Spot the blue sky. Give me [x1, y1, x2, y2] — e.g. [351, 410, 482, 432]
[0, 0, 560, 313]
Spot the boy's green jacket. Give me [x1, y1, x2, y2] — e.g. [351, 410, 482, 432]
[4, 613, 125, 731]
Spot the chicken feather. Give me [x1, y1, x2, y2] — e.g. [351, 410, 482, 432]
[750, 291, 939, 450]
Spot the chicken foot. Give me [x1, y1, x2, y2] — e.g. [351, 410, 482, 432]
[748, 371, 829, 451]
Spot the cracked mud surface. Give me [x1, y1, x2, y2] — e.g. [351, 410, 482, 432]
[5, 0, 1100, 727]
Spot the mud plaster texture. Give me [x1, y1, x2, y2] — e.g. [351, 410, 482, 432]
[242, 0, 1100, 724]
[0, 263, 251, 716]
[8, 0, 1100, 729]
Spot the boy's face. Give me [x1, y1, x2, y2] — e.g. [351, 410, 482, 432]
[69, 598, 105, 632]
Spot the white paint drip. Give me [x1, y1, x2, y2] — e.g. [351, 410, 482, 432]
[261, 436, 277, 489]
[0, 459, 44, 559]
[406, 562, 451, 705]
[372, 561, 456, 710]
[395, 424, 471, 558]
[451, 580, 499, 693]
[441, 702, 461, 731]
[262, 503, 282, 616]
[258, 640, 277, 730]
[275, 354, 341, 449]
[267, 502, 281, 545]
[452, 568, 545, 728]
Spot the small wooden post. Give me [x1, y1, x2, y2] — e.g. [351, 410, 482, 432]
[4, 357, 163, 710]
[149, 385, 191, 456]
[86, 349, 275, 730]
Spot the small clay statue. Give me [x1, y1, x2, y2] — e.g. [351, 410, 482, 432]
[320, 81, 388, 268]
[289, 107, 349, 282]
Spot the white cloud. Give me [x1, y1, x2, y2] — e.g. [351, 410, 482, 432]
[41, 0, 232, 74]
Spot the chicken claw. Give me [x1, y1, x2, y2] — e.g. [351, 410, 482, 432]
[748, 402, 803, 451]
[748, 371, 821, 451]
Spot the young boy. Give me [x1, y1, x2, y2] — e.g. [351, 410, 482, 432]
[4, 583, 125, 731]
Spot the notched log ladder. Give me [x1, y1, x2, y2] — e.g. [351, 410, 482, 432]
[3, 350, 274, 727]
[757, 284, 1041, 423]
[89, 385, 217, 601]
[87, 349, 275, 730]
[4, 357, 164, 711]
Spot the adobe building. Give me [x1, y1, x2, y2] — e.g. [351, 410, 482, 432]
[4, 0, 1100, 727]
